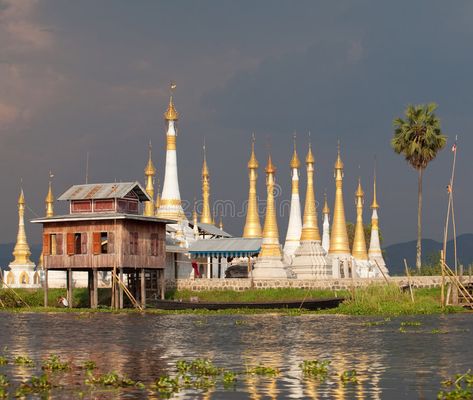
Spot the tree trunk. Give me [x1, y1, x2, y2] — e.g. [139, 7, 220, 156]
[416, 168, 423, 271]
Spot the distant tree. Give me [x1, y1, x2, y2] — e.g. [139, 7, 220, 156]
[391, 103, 447, 271]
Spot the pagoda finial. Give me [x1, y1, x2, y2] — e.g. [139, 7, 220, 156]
[352, 177, 368, 260]
[290, 132, 301, 169]
[323, 190, 330, 215]
[219, 213, 224, 230]
[243, 134, 262, 238]
[164, 82, 179, 121]
[45, 171, 54, 217]
[371, 158, 379, 210]
[144, 142, 156, 217]
[10, 187, 34, 267]
[300, 141, 321, 242]
[329, 141, 350, 255]
[200, 141, 212, 224]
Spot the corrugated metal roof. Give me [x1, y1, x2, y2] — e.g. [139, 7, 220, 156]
[188, 222, 232, 238]
[189, 238, 261, 258]
[32, 213, 175, 224]
[58, 182, 151, 202]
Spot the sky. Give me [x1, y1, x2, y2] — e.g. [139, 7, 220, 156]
[1, 0, 472, 250]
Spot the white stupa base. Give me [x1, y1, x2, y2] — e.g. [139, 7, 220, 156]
[328, 254, 357, 279]
[252, 257, 292, 279]
[354, 260, 378, 278]
[4, 263, 40, 288]
[369, 256, 390, 277]
[291, 241, 330, 279]
[283, 240, 300, 260]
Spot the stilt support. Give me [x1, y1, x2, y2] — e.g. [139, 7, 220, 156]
[66, 269, 73, 308]
[43, 269, 49, 307]
[140, 268, 146, 309]
[119, 268, 124, 309]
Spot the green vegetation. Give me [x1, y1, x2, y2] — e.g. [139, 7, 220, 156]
[85, 371, 145, 388]
[340, 369, 359, 384]
[391, 102, 447, 270]
[246, 364, 279, 377]
[438, 370, 473, 399]
[300, 360, 331, 380]
[15, 374, 51, 397]
[42, 354, 70, 372]
[14, 355, 34, 367]
[166, 287, 342, 302]
[333, 285, 462, 316]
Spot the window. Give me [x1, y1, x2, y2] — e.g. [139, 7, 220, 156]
[129, 232, 138, 255]
[67, 233, 87, 255]
[93, 232, 114, 255]
[43, 233, 63, 256]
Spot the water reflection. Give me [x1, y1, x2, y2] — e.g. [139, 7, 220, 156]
[0, 313, 471, 399]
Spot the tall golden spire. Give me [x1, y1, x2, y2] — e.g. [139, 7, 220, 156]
[329, 141, 351, 255]
[300, 143, 321, 242]
[155, 179, 161, 216]
[200, 143, 212, 224]
[259, 154, 282, 257]
[11, 188, 34, 266]
[352, 178, 368, 260]
[243, 135, 262, 238]
[45, 172, 54, 217]
[144, 142, 156, 217]
[371, 163, 379, 210]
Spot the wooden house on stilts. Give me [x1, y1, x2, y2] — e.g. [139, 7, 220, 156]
[32, 182, 173, 309]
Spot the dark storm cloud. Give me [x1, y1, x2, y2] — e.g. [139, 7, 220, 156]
[0, 0, 472, 253]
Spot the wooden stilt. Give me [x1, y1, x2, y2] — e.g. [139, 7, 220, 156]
[140, 268, 146, 309]
[43, 269, 49, 308]
[119, 268, 124, 309]
[88, 270, 93, 308]
[160, 269, 165, 300]
[92, 269, 98, 309]
[67, 269, 73, 308]
[218, 256, 221, 279]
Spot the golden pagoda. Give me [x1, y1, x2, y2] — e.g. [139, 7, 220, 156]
[144, 142, 156, 217]
[242, 136, 262, 238]
[45, 174, 54, 217]
[200, 145, 213, 224]
[352, 178, 369, 260]
[300, 143, 321, 242]
[11, 189, 34, 267]
[322, 190, 331, 252]
[328, 142, 351, 255]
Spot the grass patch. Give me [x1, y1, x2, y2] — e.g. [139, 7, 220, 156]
[331, 285, 463, 316]
[166, 288, 344, 303]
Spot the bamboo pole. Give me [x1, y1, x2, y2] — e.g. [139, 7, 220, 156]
[374, 259, 390, 285]
[111, 271, 142, 311]
[0, 276, 30, 308]
[403, 259, 415, 303]
[441, 250, 445, 309]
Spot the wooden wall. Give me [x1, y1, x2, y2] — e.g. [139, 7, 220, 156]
[43, 219, 166, 270]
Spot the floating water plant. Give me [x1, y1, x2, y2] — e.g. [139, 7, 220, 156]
[0, 375, 8, 398]
[246, 364, 280, 377]
[15, 374, 51, 397]
[85, 371, 144, 388]
[438, 370, 473, 399]
[340, 369, 359, 384]
[42, 354, 70, 371]
[177, 359, 221, 376]
[400, 321, 422, 327]
[0, 357, 7, 366]
[300, 360, 331, 379]
[431, 329, 449, 334]
[14, 355, 34, 367]
[151, 375, 180, 397]
[222, 371, 237, 388]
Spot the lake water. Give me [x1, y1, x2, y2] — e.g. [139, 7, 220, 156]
[0, 312, 471, 399]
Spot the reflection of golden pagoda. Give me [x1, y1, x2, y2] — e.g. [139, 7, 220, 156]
[6, 188, 40, 288]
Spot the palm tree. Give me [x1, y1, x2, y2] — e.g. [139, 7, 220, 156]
[391, 103, 447, 271]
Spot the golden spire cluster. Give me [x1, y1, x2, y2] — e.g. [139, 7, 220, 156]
[259, 154, 282, 258]
[11, 188, 34, 266]
[322, 191, 330, 215]
[200, 144, 213, 224]
[352, 178, 368, 260]
[300, 142, 321, 242]
[144, 142, 156, 217]
[329, 141, 351, 255]
[243, 135, 262, 238]
[164, 83, 179, 121]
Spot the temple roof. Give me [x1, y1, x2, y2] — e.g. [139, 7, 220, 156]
[189, 237, 262, 258]
[58, 182, 151, 202]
